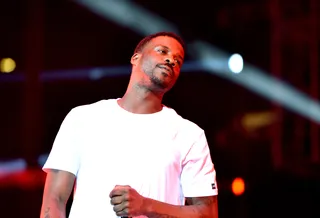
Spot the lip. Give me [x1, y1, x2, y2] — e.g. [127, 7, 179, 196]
[158, 65, 173, 77]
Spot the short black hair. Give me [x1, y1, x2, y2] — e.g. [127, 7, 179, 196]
[134, 31, 186, 54]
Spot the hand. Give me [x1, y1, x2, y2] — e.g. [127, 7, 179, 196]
[109, 185, 147, 217]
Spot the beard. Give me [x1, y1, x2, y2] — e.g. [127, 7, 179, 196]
[149, 71, 168, 89]
[141, 64, 171, 91]
[139, 59, 177, 93]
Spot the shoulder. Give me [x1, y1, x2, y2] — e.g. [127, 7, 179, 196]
[163, 105, 205, 137]
[65, 99, 117, 122]
[69, 99, 116, 115]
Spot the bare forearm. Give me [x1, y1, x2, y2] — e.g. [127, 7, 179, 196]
[144, 198, 214, 218]
[40, 198, 66, 218]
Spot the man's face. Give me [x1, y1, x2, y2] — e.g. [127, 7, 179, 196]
[132, 36, 185, 92]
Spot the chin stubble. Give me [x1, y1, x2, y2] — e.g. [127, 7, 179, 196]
[150, 74, 167, 89]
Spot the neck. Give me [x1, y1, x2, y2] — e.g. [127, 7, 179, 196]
[118, 83, 164, 114]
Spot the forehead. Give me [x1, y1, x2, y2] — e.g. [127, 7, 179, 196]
[148, 36, 184, 57]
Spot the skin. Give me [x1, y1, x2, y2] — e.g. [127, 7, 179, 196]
[118, 35, 185, 114]
[40, 36, 218, 218]
[109, 185, 218, 218]
[40, 170, 75, 218]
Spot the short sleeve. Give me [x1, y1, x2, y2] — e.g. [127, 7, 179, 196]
[180, 131, 218, 197]
[42, 108, 82, 176]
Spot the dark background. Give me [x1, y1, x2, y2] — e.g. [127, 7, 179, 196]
[0, 0, 319, 217]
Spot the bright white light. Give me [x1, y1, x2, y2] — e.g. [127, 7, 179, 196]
[74, 0, 320, 124]
[228, 54, 243, 74]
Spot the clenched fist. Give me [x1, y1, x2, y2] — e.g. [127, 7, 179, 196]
[109, 185, 149, 217]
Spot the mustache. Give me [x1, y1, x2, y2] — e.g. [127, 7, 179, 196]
[156, 63, 173, 73]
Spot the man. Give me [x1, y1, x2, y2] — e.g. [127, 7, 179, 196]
[40, 32, 218, 218]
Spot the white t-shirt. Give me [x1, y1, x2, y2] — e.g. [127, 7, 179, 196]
[43, 99, 218, 218]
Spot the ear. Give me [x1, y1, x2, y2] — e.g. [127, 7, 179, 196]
[130, 53, 140, 65]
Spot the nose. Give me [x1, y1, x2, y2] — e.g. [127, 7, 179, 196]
[165, 57, 175, 67]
